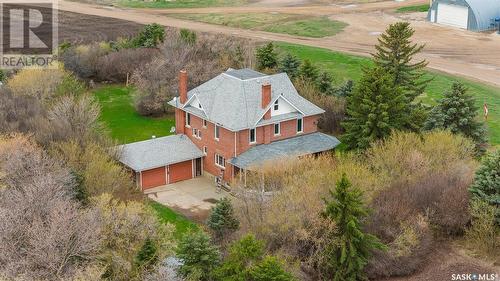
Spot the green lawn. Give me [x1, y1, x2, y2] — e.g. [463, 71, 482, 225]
[276, 42, 500, 145]
[94, 85, 175, 144]
[170, 13, 347, 38]
[117, 0, 245, 8]
[396, 4, 430, 13]
[149, 201, 199, 239]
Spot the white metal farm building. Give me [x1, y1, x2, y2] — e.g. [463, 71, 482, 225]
[427, 0, 500, 31]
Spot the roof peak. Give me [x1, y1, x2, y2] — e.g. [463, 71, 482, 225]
[224, 68, 267, 80]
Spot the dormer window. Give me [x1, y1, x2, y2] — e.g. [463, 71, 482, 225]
[198, 103, 202, 109]
[273, 100, 279, 111]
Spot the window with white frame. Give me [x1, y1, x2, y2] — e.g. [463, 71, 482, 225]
[215, 154, 225, 168]
[203, 119, 207, 128]
[186, 112, 191, 126]
[197, 130, 202, 139]
[249, 128, 256, 144]
[203, 146, 207, 155]
[214, 125, 220, 140]
[273, 99, 279, 111]
[192, 128, 197, 137]
[274, 123, 280, 136]
[198, 103, 202, 109]
[297, 118, 303, 133]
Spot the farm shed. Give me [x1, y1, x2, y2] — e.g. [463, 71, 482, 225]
[427, 0, 500, 31]
[118, 135, 204, 190]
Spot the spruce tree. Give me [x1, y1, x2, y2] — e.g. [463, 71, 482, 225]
[135, 238, 159, 271]
[256, 42, 279, 71]
[278, 53, 301, 79]
[298, 59, 319, 82]
[334, 80, 354, 97]
[342, 67, 406, 150]
[322, 174, 385, 281]
[317, 71, 334, 94]
[373, 21, 429, 101]
[424, 82, 487, 152]
[469, 150, 500, 223]
[176, 231, 220, 280]
[207, 197, 240, 241]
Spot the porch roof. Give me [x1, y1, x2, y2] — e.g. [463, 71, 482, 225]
[228, 132, 340, 170]
[117, 135, 204, 172]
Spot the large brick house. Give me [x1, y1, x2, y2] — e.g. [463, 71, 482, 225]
[119, 69, 340, 190]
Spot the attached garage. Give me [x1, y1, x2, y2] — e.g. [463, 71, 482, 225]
[119, 135, 204, 190]
[428, 0, 500, 31]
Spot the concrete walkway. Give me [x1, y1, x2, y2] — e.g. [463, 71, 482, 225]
[145, 174, 229, 222]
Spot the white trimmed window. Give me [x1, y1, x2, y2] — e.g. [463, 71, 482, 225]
[274, 123, 280, 136]
[273, 99, 279, 111]
[214, 125, 220, 140]
[192, 128, 197, 137]
[186, 112, 191, 127]
[249, 128, 256, 144]
[203, 119, 207, 128]
[197, 130, 202, 139]
[297, 118, 303, 133]
[215, 154, 225, 168]
[203, 146, 208, 155]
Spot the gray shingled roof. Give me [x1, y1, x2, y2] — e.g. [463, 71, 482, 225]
[228, 132, 340, 170]
[117, 135, 203, 171]
[168, 69, 325, 131]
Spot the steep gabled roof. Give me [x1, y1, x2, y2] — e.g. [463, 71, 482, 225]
[168, 69, 324, 131]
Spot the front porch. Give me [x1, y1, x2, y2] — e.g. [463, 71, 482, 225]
[144, 174, 230, 222]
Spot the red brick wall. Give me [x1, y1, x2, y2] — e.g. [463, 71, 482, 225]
[177, 111, 320, 183]
[175, 108, 185, 135]
[182, 113, 236, 182]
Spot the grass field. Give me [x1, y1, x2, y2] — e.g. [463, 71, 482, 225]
[94, 86, 175, 144]
[276, 42, 500, 145]
[396, 4, 430, 13]
[170, 13, 347, 38]
[149, 201, 199, 239]
[118, 0, 245, 8]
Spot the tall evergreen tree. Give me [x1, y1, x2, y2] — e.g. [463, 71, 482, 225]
[322, 174, 385, 281]
[176, 231, 221, 280]
[334, 80, 354, 97]
[256, 42, 279, 71]
[342, 67, 406, 150]
[424, 82, 487, 152]
[278, 53, 301, 79]
[373, 21, 429, 101]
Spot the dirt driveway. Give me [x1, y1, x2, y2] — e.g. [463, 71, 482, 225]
[58, 0, 500, 87]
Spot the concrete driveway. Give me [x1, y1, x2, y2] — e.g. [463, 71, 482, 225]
[145, 174, 230, 222]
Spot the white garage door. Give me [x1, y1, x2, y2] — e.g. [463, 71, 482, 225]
[437, 3, 469, 29]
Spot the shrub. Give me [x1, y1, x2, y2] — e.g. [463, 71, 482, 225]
[465, 200, 500, 258]
[50, 140, 138, 200]
[93, 194, 175, 280]
[0, 135, 102, 280]
[61, 42, 111, 79]
[294, 78, 346, 134]
[180, 28, 197, 45]
[248, 256, 296, 281]
[132, 23, 165, 48]
[97, 48, 160, 82]
[135, 238, 160, 272]
[176, 231, 220, 280]
[212, 234, 265, 280]
[207, 197, 240, 242]
[7, 67, 65, 102]
[469, 150, 500, 223]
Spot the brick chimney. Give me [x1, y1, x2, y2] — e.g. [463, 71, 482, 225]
[179, 70, 188, 104]
[262, 83, 271, 120]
